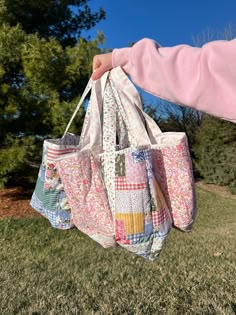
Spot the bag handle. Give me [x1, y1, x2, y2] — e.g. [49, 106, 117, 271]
[63, 78, 93, 138]
[110, 66, 144, 110]
[109, 70, 152, 148]
[62, 72, 109, 153]
[80, 72, 109, 152]
[110, 67, 163, 145]
[102, 78, 118, 152]
[101, 71, 151, 152]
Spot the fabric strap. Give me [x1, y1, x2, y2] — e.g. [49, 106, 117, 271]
[63, 78, 93, 138]
[110, 67, 165, 146]
[62, 72, 109, 153]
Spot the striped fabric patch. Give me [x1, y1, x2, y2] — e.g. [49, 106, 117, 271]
[115, 213, 144, 235]
[47, 147, 77, 161]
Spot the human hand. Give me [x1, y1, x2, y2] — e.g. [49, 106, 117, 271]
[92, 52, 112, 80]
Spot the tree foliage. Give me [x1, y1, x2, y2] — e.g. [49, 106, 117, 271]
[0, 0, 105, 47]
[144, 99, 203, 154]
[0, 0, 105, 187]
[194, 116, 236, 193]
[191, 24, 236, 192]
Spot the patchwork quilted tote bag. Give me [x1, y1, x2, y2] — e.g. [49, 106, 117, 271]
[30, 79, 93, 229]
[110, 67, 197, 231]
[56, 77, 116, 248]
[98, 71, 173, 261]
[56, 72, 172, 260]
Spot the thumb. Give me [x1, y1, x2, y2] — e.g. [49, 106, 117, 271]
[92, 66, 107, 80]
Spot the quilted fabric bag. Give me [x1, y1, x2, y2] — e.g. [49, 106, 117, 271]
[55, 72, 172, 260]
[56, 78, 115, 247]
[97, 71, 173, 261]
[56, 150, 115, 248]
[30, 79, 93, 229]
[110, 67, 197, 231]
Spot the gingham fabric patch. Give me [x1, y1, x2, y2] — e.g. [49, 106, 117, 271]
[115, 176, 146, 190]
[152, 208, 170, 228]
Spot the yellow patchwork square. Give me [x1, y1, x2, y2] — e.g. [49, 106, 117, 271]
[116, 213, 144, 235]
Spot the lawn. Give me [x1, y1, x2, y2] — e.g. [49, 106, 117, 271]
[0, 188, 235, 315]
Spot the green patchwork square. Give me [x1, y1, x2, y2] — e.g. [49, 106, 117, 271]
[34, 177, 58, 211]
[115, 153, 126, 176]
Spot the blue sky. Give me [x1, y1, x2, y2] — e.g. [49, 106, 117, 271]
[82, 1, 236, 104]
[85, 0, 236, 48]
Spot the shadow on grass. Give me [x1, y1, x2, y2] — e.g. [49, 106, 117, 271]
[231, 302, 236, 313]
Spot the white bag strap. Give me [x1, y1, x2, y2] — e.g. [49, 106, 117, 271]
[62, 72, 109, 153]
[109, 69, 151, 148]
[63, 78, 93, 138]
[110, 67, 163, 146]
[81, 72, 109, 152]
[101, 70, 151, 151]
[109, 66, 143, 110]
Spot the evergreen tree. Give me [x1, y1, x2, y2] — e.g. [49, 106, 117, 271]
[144, 100, 203, 156]
[0, 1, 105, 187]
[194, 116, 236, 193]
[191, 25, 236, 191]
[0, 0, 105, 47]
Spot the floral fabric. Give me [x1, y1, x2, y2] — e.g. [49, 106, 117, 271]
[31, 68, 196, 261]
[30, 134, 80, 229]
[98, 73, 173, 260]
[56, 151, 116, 248]
[109, 67, 196, 232]
[151, 136, 196, 230]
[100, 147, 172, 261]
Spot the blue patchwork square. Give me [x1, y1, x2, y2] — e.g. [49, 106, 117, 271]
[132, 150, 146, 163]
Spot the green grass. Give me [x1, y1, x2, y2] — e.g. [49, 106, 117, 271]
[0, 188, 235, 315]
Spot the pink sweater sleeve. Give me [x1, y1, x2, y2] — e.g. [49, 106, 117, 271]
[112, 38, 236, 123]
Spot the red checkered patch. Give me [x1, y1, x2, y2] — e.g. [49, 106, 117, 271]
[115, 176, 146, 190]
[152, 208, 169, 227]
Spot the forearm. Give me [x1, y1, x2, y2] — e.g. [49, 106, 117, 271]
[112, 38, 236, 122]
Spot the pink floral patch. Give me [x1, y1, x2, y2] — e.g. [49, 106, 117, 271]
[56, 151, 115, 247]
[151, 137, 196, 230]
[125, 152, 147, 184]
